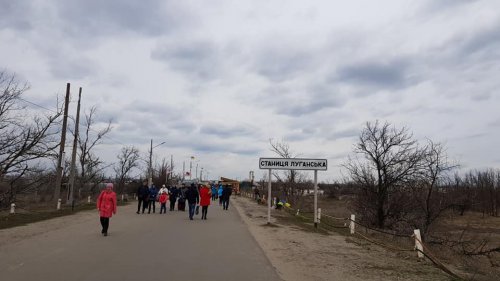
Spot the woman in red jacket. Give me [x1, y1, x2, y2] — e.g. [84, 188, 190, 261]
[97, 183, 117, 236]
[199, 184, 211, 220]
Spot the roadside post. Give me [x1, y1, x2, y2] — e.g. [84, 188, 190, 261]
[259, 157, 328, 227]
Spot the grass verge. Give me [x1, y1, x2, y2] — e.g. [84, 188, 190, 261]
[0, 201, 129, 230]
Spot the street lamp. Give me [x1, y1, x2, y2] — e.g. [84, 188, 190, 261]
[149, 139, 166, 187]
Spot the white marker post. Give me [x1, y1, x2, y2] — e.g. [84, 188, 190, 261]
[10, 203, 15, 214]
[414, 229, 424, 258]
[259, 157, 327, 227]
[87, 196, 91, 203]
[349, 214, 356, 234]
[57, 198, 62, 210]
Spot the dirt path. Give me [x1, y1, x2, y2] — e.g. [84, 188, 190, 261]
[232, 196, 452, 281]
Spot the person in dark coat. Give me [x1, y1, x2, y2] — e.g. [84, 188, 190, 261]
[185, 183, 200, 220]
[148, 184, 159, 214]
[136, 181, 149, 214]
[221, 184, 233, 210]
[169, 186, 178, 211]
[178, 184, 187, 211]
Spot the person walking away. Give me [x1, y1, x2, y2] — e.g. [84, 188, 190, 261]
[148, 184, 159, 214]
[211, 184, 217, 201]
[169, 186, 178, 211]
[218, 184, 224, 205]
[199, 184, 211, 220]
[136, 181, 149, 214]
[97, 183, 117, 236]
[178, 185, 187, 211]
[185, 183, 199, 220]
[159, 191, 169, 214]
[222, 184, 233, 210]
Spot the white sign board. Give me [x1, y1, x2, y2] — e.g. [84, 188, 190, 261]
[259, 158, 328, 171]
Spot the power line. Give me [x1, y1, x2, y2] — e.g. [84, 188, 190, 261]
[18, 96, 128, 147]
[18, 97, 59, 114]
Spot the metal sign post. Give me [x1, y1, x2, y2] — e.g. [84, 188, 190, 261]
[259, 157, 327, 227]
[267, 169, 272, 224]
[314, 169, 318, 228]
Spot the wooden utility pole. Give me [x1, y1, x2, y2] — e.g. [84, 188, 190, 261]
[67, 87, 82, 207]
[54, 83, 70, 205]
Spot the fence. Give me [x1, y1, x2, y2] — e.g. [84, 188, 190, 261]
[240, 191, 464, 280]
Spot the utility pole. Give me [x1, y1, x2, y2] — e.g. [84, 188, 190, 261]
[54, 83, 70, 206]
[67, 88, 82, 208]
[170, 154, 173, 184]
[149, 139, 153, 187]
[196, 163, 198, 180]
[182, 161, 185, 181]
[189, 160, 192, 180]
[200, 167, 203, 181]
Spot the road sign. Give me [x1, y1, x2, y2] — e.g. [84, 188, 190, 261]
[259, 158, 327, 171]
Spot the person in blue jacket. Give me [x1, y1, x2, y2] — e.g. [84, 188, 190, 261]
[218, 184, 224, 206]
[211, 184, 217, 201]
[148, 184, 159, 214]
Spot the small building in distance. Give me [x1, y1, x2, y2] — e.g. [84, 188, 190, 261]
[220, 177, 240, 194]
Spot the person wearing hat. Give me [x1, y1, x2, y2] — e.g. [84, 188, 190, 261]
[97, 183, 117, 236]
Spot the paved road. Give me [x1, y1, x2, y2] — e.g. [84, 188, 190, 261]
[0, 200, 281, 281]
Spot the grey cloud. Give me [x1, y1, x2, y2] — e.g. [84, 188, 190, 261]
[48, 56, 96, 80]
[168, 137, 260, 156]
[271, 84, 346, 117]
[0, 1, 33, 31]
[200, 124, 255, 138]
[455, 22, 500, 61]
[332, 128, 359, 140]
[334, 59, 414, 89]
[54, 0, 187, 38]
[151, 40, 221, 80]
[253, 48, 313, 82]
[422, 0, 480, 12]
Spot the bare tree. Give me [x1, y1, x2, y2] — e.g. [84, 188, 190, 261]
[0, 72, 62, 205]
[77, 106, 112, 194]
[344, 120, 427, 228]
[0, 72, 62, 178]
[269, 139, 308, 205]
[414, 140, 457, 236]
[114, 146, 140, 195]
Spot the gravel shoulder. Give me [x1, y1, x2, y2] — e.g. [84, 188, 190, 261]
[232, 196, 452, 281]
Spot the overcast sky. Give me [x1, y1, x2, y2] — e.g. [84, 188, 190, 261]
[1, 0, 499, 182]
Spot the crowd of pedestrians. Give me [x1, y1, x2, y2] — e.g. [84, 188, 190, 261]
[134, 181, 233, 219]
[97, 180, 236, 236]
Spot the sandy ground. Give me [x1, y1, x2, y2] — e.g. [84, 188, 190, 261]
[232, 196, 452, 281]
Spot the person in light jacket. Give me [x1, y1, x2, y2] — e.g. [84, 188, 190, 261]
[97, 183, 117, 236]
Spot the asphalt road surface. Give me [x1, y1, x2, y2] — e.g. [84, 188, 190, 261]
[0, 200, 282, 281]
